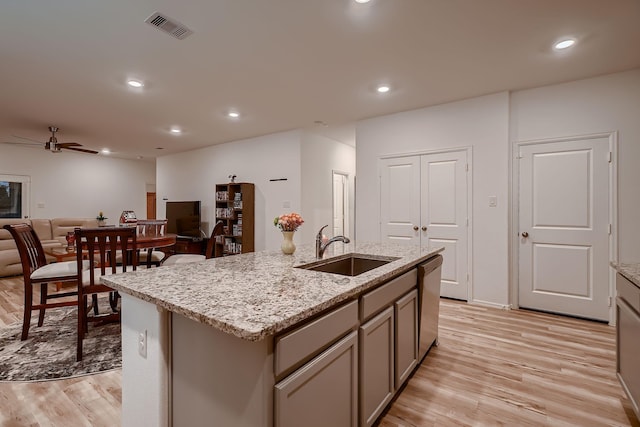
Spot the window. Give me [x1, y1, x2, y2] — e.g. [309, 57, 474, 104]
[0, 175, 30, 219]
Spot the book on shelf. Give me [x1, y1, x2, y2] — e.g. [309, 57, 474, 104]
[215, 207, 233, 218]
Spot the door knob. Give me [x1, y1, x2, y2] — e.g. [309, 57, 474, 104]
[521, 232, 529, 238]
[413, 226, 419, 231]
[422, 226, 427, 231]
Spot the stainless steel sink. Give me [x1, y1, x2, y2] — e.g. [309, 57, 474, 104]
[296, 254, 399, 277]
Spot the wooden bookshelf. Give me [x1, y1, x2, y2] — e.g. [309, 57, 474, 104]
[214, 182, 255, 256]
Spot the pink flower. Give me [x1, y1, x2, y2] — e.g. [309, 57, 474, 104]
[274, 212, 304, 231]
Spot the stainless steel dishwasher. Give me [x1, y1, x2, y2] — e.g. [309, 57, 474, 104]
[418, 254, 443, 362]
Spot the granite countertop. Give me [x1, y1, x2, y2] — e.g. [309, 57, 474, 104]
[611, 262, 640, 288]
[102, 242, 442, 342]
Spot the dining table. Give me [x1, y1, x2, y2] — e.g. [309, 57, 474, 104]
[45, 231, 178, 267]
[137, 232, 178, 267]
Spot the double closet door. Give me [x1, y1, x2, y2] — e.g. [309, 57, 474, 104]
[380, 150, 469, 300]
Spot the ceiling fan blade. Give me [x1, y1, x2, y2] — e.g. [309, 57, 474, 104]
[1, 140, 43, 147]
[12, 134, 44, 144]
[57, 142, 82, 148]
[62, 146, 99, 154]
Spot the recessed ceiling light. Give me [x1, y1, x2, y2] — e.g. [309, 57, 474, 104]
[127, 79, 144, 88]
[554, 39, 576, 50]
[228, 111, 240, 118]
[101, 148, 111, 154]
[170, 127, 182, 134]
[355, 0, 370, 3]
[377, 85, 390, 93]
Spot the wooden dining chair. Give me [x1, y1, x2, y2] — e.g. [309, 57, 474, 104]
[75, 226, 137, 361]
[3, 223, 85, 341]
[162, 221, 225, 266]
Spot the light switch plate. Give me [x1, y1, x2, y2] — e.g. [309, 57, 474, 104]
[489, 196, 497, 207]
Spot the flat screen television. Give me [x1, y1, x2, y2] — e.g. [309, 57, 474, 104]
[166, 201, 201, 238]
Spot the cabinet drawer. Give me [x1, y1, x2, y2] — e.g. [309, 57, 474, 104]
[275, 300, 358, 377]
[361, 269, 417, 321]
[617, 273, 640, 313]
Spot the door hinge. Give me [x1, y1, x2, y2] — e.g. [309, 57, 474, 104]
[466, 218, 469, 226]
[465, 163, 469, 172]
[608, 224, 612, 235]
[607, 152, 612, 163]
[608, 296, 612, 307]
[467, 273, 470, 283]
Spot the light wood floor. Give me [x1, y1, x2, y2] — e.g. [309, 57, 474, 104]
[0, 276, 638, 427]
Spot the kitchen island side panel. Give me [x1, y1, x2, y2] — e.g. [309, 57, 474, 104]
[172, 312, 274, 427]
[121, 294, 171, 427]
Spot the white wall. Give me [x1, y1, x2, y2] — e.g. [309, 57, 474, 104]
[356, 92, 511, 306]
[300, 132, 356, 245]
[510, 69, 640, 263]
[156, 131, 302, 251]
[355, 69, 640, 307]
[0, 144, 154, 221]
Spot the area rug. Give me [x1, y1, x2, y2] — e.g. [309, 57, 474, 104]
[0, 304, 121, 382]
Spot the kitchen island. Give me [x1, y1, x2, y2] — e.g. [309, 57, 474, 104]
[103, 242, 443, 427]
[611, 262, 640, 420]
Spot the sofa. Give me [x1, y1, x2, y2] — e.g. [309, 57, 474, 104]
[0, 218, 98, 277]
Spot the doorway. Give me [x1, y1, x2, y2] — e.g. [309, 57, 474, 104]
[515, 133, 616, 322]
[332, 171, 349, 238]
[146, 192, 157, 219]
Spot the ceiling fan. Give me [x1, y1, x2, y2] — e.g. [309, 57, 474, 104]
[2, 126, 99, 154]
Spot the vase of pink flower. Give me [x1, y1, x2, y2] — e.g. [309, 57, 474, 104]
[274, 212, 304, 254]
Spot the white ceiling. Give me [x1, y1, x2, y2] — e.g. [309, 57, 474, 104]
[1, 0, 639, 159]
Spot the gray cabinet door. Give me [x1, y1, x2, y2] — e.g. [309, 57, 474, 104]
[617, 295, 640, 418]
[395, 289, 418, 387]
[359, 306, 394, 427]
[275, 331, 358, 427]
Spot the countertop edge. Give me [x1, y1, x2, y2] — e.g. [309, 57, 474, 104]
[105, 246, 443, 341]
[611, 261, 640, 288]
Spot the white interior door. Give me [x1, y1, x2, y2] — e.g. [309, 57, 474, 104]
[421, 151, 468, 300]
[518, 137, 610, 321]
[332, 172, 348, 237]
[380, 151, 470, 301]
[380, 157, 420, 244]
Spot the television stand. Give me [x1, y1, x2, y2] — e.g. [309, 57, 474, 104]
[173, 236, 207, 255]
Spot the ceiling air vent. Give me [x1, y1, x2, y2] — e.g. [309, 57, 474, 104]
[145, 12, 193, 40]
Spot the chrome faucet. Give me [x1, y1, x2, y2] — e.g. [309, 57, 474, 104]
[316, 225, 350, 258]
